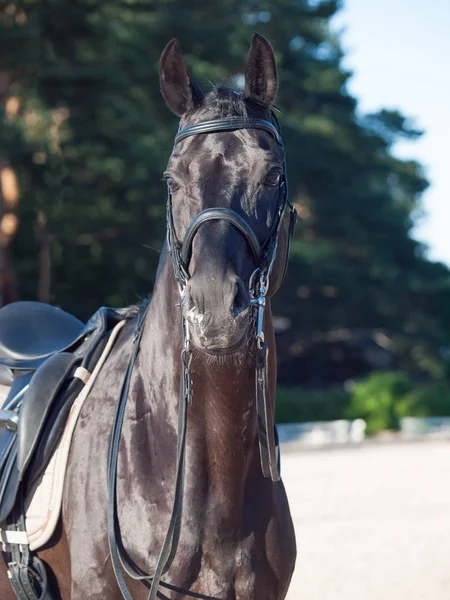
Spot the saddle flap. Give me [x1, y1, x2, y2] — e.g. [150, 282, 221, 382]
[0, 439, 19, 523]
[17, 352, 79, 477]
[0, 427, 16, 475]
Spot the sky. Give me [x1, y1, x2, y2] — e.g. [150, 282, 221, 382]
[333, 0, 450, 266]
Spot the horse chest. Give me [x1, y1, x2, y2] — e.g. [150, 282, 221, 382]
[170, 534, 280, 600]
[162, 494, 292, 600]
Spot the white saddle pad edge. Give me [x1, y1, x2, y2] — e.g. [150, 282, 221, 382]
[25, 318, 127, 550]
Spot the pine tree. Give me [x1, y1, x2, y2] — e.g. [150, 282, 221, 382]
[1, 0, 449, 380]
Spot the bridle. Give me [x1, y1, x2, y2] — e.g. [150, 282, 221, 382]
[167, 113, 297, 475]
[107, 113, 297, 600]
[166, 115, 295, 287]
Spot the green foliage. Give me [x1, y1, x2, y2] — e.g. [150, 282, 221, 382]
[276, 386, 351, 423]
[277, 372, 450, 434]
[410, 382, 450, 418]
[345, 371, 414, 434]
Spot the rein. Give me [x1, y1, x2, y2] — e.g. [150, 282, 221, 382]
[108, 114, 297, 600]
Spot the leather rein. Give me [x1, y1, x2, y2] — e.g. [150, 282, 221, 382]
[107, 114, 297, 600]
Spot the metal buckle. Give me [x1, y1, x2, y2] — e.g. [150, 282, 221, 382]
[0, 410, 19, 431]
[8, 561, 28, 570]
[181, 323, 193, 405]
[249, 270, 269, 350]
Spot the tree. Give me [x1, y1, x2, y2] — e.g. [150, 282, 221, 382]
[1, 0, 449, 382]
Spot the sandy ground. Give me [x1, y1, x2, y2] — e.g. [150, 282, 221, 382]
[282, 441, 450, 600]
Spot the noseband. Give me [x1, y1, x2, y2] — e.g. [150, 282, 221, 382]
[108, 114, 297, 600]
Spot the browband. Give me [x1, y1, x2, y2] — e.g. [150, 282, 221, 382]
[174, 118, 282, 146]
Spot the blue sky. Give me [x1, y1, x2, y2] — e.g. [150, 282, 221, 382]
[333, 0, 450, 266]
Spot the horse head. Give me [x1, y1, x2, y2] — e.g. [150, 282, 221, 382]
[160, 34, 292, 353]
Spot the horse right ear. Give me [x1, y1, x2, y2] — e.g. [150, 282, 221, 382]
[160, 39, 203, 116]
[244, 33, 277, 109]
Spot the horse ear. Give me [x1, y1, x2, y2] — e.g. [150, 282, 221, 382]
[244, 33, 278, 109]
[160, 39, 203, 116]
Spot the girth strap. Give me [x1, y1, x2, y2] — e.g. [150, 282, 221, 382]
[5, 493, 57, 600]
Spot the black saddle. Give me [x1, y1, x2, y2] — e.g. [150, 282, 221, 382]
[0, 301, 137, 524]
[0, 301, 84, 363]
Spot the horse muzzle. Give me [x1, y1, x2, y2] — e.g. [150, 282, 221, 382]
[182, 274, 251, 352]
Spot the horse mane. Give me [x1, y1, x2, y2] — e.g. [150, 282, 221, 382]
[201, 86, 247, 117]
[188, 85, 267, 120]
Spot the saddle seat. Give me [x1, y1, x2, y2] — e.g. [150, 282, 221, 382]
[0, 301, 84, 363]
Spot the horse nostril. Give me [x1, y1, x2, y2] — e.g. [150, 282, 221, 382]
[232, 279, 249, 317]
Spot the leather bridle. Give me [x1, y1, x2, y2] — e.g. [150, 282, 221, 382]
[108, 113, 297, 600]
[166, 116, 295, 286]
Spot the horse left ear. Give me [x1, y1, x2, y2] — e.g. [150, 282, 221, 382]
[160, 38, 203, 116]
[244, 33, 278, 109]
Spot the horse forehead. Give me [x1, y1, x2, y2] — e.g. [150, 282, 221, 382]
[189, 136, 272, 172]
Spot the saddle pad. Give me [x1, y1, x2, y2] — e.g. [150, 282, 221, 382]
[0, 384, 9, 405]
[24, 319, 126, 551]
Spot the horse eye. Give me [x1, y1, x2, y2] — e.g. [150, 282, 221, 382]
[265, 170, 281, 187]
[166, 177, 178, 192]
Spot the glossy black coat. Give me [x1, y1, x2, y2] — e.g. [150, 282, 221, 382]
[0, 33, 296, 600]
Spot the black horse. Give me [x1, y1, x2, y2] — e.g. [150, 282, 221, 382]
[0, 34, 296, 599]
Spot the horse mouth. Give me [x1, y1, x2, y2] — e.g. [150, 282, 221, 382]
[199, 331, 249, 356]
[187, 317, 251, 356]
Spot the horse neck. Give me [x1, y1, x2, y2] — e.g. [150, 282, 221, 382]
[139, 252, 277, 510]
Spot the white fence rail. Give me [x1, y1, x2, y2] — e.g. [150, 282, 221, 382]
[277, 419, 366, 448]
[400, 417, 450, 438]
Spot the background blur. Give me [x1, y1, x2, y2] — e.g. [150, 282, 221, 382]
[1, 0, 450, 433]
